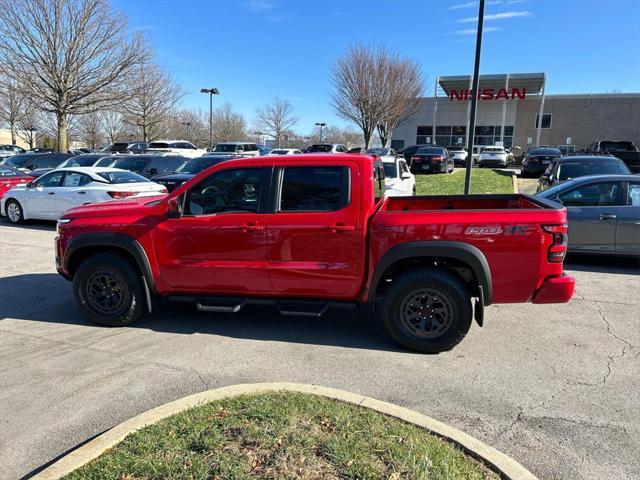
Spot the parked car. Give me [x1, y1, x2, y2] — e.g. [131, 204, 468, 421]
[108, 142, 148, 154]
[537, 155, 632, 191]
[382, 156, 415, 196]
[54, 154, 574, 353]
[0, 165, 34, 200]
[146, 140, 207, 158]
[30, 148, 54, 153]
[306, 143, 349, 153]
[207, 142, 261, 157]
[584, 140, 640, 173]
[0, 144, 27, 160]
[105, 154, 188, 178]
[521, 147, 561, 178]
[398, 144, 430, 162]
[410, 146, 454, 174]
[1, 167, 167, 224]
[448, 146, 468, 167]
[27, 153, 121, 178]
[151, 155, 236, 192]
[1, 152, 76, 173]
[471, 146, 485, 164]
[536, 175, 639, 256]
[366, 148, 398, 161]
[267, 148, 303, 155]
[478, 146, 508, 168]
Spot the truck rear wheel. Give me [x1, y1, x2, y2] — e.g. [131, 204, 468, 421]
[73, 253, 145, 327]
[380, 268, 472, 353]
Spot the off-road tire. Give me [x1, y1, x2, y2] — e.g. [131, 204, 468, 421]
[73, 253, 145, 327]
[379, 268, 472, 353]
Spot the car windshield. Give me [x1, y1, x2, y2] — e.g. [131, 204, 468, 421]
[58, 156, 104, 168]
[175, 158, 225, 174]
[269, 150, 289, 155]
[367, 148, 389, 155]
[383, 162, 398, 178]
[112, 158, 148, 172]
[530, 148, 560, 156]
[148, 142, 170, 149]
[97, 171, 150, 184]
[213, 144, 239, 153]
[557, 159, 630, 180]
[307, 144, 333, 153]
[0, 165, 26, 177]
[416, 147, 442, 155]
[94, 157, 118, 167]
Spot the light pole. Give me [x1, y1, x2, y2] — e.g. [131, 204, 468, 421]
[28, 127, 37, 150]
[200, 87, 220, 151]
[315, 122, 326, 142]
[181, 122, 191, 142]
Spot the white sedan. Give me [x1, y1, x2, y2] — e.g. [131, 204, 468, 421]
[267, 148, 303, 155]
[478, 146, 508, 168]
[383, 157, 415, 196]
[1, 167, 167, 224]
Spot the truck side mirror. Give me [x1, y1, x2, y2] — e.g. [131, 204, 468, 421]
[167, 197, 182, 218]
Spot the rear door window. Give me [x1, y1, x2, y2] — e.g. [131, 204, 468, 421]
[279, 166, 349, 212]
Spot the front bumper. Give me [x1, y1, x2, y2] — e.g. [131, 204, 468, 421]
[532, 275, 575, 303]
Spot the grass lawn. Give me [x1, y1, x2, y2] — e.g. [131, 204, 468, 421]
[415, 169, 514, 196]
[64, 392, 500, 480]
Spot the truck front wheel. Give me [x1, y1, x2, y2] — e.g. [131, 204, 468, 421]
[380, 268, 472, 353]
[73, 253, 145, 327]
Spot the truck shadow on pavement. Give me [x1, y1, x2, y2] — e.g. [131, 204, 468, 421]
[564, 253, 640, 275]
[0, 273, 403, 353]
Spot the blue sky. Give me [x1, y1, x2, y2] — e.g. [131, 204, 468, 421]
[112, 0, 640, 133]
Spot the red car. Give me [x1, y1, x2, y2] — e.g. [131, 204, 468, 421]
[55, 154, 574, 353]
[0, 165, 34, 200]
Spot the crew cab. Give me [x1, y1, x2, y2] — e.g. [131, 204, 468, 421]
[55, 154, 574, 353]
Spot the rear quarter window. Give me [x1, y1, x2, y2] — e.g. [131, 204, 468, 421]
[279, 166, 350, 212]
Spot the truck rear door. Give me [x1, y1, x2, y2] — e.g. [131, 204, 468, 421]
[266, 161, 365, 298]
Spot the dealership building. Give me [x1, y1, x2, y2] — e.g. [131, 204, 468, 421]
[390, 72, 640, 154]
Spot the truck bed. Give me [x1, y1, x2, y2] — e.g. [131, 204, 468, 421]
[381, 194, 549, 212]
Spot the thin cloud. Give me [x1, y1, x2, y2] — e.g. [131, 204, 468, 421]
[244, 0, 275, 12]
[449, 0, 526, 9]
[458, 10, 532, 22]
[451, 26, 502, 35]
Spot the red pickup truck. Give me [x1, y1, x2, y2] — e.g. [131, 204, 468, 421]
[55, 154, 574, 353]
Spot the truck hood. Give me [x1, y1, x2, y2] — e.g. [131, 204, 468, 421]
[62, 195, 166, 219]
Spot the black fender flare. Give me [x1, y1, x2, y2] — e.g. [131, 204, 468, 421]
[368, 241, 493, 305]
[63, 232, 156, 294]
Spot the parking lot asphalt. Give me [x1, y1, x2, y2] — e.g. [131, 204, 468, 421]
[1, 221, 638, 480]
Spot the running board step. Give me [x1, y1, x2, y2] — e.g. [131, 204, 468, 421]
[277, 300, 330, 317]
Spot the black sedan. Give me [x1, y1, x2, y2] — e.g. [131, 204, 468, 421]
[521, 147, 561, 178]
[537, 155, 631, 191]
[152, 155, 236, 191]
[409, 146, 454, 174]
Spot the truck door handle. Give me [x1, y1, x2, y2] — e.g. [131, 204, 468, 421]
[328, 223, 355, 233]
[241, 223, 264, 232]
[77, 191, 86, 195]
[599, 213, 616, 220]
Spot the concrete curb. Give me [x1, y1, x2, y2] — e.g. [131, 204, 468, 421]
[33, 383, 538, 480]
[512, 171, 519, 192]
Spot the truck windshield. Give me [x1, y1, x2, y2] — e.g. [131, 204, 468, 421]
[600, 141, 635, 151]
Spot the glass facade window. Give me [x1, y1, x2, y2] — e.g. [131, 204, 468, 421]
[535, 114, 552, 129]
[415, 125, 512, 148]
[417, 126, 433, 136]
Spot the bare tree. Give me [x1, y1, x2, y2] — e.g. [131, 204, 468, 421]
[212, 103, 247, 144]
[79, 111, 104, 149]
[255, 97, 298, 147]
[0, 76, 26, 145]
[121, 61, 183, 141]
[0, 0, 145, 151]
[16, 102, 40, 149]
[102, 111, 125, 145]
[331, 43, 423, 148]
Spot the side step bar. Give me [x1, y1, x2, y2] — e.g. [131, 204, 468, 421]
[167, 295, 356, 317]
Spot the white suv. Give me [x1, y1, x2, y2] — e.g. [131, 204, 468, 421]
[206, 142, 261, 157]
[146, 140, 207, 158]
[306, 144, 349, 153]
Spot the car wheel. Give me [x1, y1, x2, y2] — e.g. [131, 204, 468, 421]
[5, 199, 24, 224]
[73, 253, 146, 327]
[379, 268, 473, 353]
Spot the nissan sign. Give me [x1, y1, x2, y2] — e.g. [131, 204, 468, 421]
[449, 87, 527, 101]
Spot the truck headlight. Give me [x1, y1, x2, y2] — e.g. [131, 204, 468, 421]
[56, 217, 72, 233]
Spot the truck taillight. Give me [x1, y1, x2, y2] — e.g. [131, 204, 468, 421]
[543, 224, 568, 262]
[108, 191, 135, 199]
